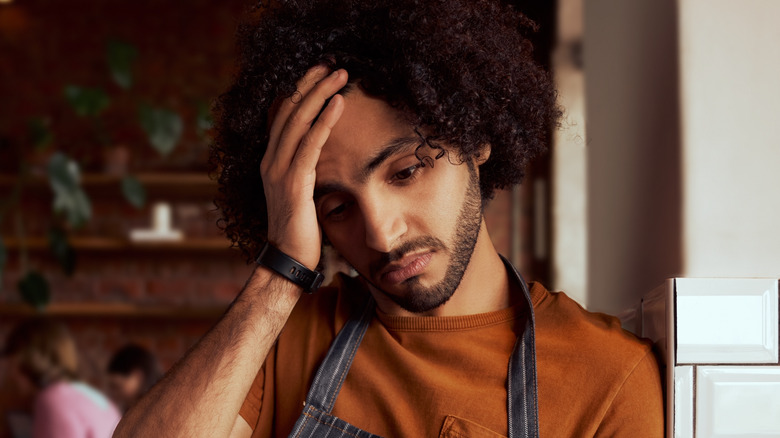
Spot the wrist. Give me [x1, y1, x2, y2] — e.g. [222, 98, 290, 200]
[255, 242, 324, 293]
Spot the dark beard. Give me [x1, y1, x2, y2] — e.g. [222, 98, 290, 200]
[377, 167, 483, 313]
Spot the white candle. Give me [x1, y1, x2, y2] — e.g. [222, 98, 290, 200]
[152, 202, 172, 232]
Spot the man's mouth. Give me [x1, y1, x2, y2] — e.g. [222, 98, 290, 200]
[380, 251, 434, 285]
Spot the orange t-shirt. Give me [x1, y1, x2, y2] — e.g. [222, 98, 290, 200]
[239, 275, 663, 437]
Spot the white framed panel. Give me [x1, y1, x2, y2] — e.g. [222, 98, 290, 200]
[697, 366, 780, 437]
[673, 366, 694, 438]
[675, 278, 778, 364]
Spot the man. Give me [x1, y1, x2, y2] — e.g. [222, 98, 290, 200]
[114, 0, 664, 437]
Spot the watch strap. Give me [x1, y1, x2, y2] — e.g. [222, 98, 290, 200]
[255, 242, 324, 293]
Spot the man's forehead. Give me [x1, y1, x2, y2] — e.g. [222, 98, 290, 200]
[316, 89, 418, 173]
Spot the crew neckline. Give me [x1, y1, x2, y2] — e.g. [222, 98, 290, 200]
[375, 302, 527, 332]
[337, 266, 548, 332]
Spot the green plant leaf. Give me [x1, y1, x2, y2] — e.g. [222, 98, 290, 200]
[64, 85, 110, 117]
[28, 118, 53, 150]
[0, 237, 6, 285]
[58, 190, 91, 229]
[48, 227, 76, 276]
[121, 175, 146, 208]
[47, 152, 92, 228]
[48, 152, 79, 191]
[18, 271, 51, 310]
[139, 105, 183, 156]
[196, 101, 213, 137]
[107, 39, 137, 90]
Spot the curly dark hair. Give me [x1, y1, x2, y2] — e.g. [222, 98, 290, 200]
[210, 0, 561, 263]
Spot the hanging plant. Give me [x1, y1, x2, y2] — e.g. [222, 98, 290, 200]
[139, 104, 183, 157]
[107, 39, 137, 90]
[121, 175, 146, 208]
[1, 37, 197, 310]
[63, 86, 111, 118]
[48, 152, 91, 228]
[17, 271, 50, 311]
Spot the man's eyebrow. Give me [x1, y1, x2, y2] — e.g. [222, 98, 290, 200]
[313, 136, 420, 201]
[359, 136, 421, 182]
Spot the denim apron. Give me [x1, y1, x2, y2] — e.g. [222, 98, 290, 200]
[287, 257, 539, 438]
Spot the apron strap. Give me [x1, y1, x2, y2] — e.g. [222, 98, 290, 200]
[503, 255, 540, 438]
[304, 295, 376, 413]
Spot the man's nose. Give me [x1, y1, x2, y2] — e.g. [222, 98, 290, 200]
[361, 197, 407, 253]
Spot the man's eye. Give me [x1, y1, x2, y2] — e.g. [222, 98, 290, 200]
[327, 203, 347, 217]
[393, 163, 422, 181]
[321, 199, 352, 220]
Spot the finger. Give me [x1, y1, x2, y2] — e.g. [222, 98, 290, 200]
[265, 65, 330, 166]
[270, 69, 348, 171]
[292, 93, 345, 173]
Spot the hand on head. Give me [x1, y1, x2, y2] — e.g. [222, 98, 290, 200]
[260, 66, 349, 270]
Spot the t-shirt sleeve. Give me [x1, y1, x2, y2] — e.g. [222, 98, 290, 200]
[33, 390, 83, 438]
[595, 349, 665, 437]
[239, 363, 266, 430]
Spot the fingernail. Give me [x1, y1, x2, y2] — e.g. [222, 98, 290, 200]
[330, 70, 340, 78]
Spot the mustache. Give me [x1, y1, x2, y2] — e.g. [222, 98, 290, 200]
[369, 236, 447, 274]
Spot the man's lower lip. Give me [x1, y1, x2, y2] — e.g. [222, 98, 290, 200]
[382, 253, 433, 284]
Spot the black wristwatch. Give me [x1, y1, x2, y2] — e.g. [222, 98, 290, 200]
[255, 242, 324, 293]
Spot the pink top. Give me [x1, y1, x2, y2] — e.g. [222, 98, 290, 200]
[33, 381, 121, 438]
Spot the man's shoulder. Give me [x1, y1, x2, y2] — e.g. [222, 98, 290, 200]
[530, 283, 663, 433]
[531, 282, 653, 370]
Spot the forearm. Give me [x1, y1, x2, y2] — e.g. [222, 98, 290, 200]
[113, 266, 301, 438]
[116, 64, 349, 438]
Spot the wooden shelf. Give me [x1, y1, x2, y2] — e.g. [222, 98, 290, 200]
[2, 236, 239, 252]
[0, 172, 217, 197]
[83, 173, 214, 186]
[0, 302, 227, 319]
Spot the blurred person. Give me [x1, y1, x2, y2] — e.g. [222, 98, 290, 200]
[106, 343, 162, 412]
[1, 318, 120, 438]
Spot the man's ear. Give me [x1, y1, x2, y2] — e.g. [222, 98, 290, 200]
[475, 144, 491, 166]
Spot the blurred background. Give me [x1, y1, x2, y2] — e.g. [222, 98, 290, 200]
[0, 0, 255, 430]
[1, 0, 779, 431]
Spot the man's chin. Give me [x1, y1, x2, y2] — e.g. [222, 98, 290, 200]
[381, 278, 457, 314]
